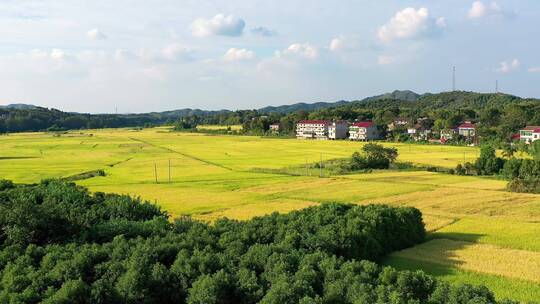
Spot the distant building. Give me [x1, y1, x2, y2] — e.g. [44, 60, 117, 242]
[349, 121, 379, 141]
[407, 124, 431, 141]
[458, 121, 477, 138]
[296, 120, 330, 139]
[328, 121, 349, 139]
[387, 117, 409, 131]
[269, 123, 280, 133]
[520, 126, 540, 144]
[440, 128, 457, 142]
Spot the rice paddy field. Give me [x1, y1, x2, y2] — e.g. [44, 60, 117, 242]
[1, 127, 540, 302]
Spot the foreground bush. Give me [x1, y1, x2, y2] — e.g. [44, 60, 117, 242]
[0, 181, 521, 303]
[507, 178, 540, 194]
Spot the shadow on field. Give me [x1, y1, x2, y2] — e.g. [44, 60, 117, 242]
[386, 233, 486, 274]
[430, 231, 485, 244]
[0, 156, 38, 160]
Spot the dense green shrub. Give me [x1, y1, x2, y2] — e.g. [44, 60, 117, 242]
[349, 143, 398, 171]
[507, 178, 540, 194]
[0, 181, 520, 303]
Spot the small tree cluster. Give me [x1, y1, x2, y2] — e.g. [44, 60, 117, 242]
[349, 143, 398, 170]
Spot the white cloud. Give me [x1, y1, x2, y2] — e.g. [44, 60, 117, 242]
[224, 48, 255, 61]
[87, 28, 107, 40]
[496, 59, 520, 73]
[329, 37, 345, 52]
[50, 49, 66, 60]
[161, 44, 191, 60]
[378, 7, 445, 43]
[468, 1, 502, 19]
[528, 67, 540, 73]
[278, 43, 319, 59]
[377, 55, 393, 65]
[251, 26, 276, 37]
[328, 35, 363, 52]
[191, 14, 245, 37]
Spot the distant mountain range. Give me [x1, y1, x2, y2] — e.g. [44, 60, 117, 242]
[2, 90, 534, 117]
[258, 90, 421, 114]
[0, 90, 422, 115]
[0, 103, 38, 110]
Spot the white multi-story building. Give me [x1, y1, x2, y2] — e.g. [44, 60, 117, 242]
[349, 121, 379, 141]
[296, 120, 330, 139]
[328, 121, 349, 139]
[520, 126, 540, 144]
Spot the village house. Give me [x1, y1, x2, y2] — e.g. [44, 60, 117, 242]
[440, 128, 457, 143]
[387, 117, 409, 131]
[407, 123, 432, 141]
[328, 121, 349, 140]
[458, 121, 477, 138]
[269, 123, 280, 133]
[519, 126, 540, 144]
[349, 121, 379, 141]
[296, 120, 330, 139]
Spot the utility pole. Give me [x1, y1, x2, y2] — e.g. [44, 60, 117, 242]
[319, 153, 323, 178]
[154, 163, 158, 184]
[168, 159, 171, 184]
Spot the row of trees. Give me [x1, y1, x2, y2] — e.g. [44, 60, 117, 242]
[453, 142, 540, 193]
[0, 180, 519, 303]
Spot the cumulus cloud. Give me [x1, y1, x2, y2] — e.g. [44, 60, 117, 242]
[528, 67, 540, 73]
[251, 26, 276, 37]
[161, 44, 191, 60]
[50, 49, 66, 60]
[329, 37, 345, 52]
[328, 35, 363, 52]
[468, 1, 502, 19]
[277, 43, 319, 59]
[377, 55, 394, 65]
[191, 14, 245, 37]
[87, 28, 107, 40]
[496, 59, 520, 73]
[223, 48, 255, 61]
[378, 7, 445, 43]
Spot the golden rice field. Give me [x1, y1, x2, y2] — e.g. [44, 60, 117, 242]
[1, 127, 540, 302]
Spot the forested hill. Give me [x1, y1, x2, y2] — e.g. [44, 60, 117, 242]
[258, 90, 420, 114]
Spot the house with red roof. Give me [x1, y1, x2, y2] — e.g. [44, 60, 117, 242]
[296, 120, 330, 139]
[349, 121, 379, 141]
[458, 121, 477, 138]
[519, 126, 540, 144]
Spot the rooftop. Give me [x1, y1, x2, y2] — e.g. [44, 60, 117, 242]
[522, 126, 540, 132]
[298, 120, 330, 125]
[458, 122, 476, 129]
[351, 121, 375, 128]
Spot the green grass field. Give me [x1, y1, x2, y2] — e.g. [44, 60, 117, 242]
[1, 127, 540, 302]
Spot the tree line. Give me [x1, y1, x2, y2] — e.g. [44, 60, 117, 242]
[0, 180, 522, 303]
[452, 141, 540, 193]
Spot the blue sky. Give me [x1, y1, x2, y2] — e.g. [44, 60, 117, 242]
[0, 0, 539, 113]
